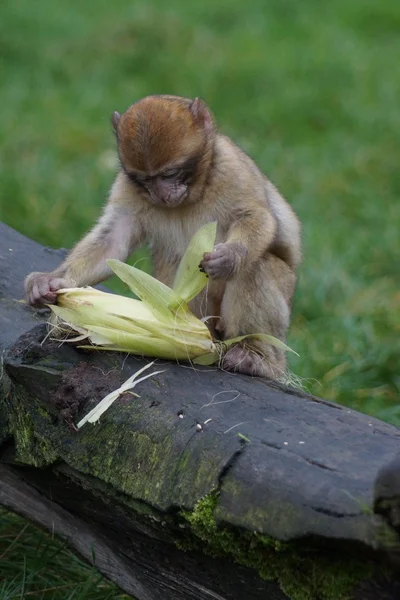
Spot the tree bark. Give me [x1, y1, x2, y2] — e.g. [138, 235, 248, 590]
[1, 222, 400, 600]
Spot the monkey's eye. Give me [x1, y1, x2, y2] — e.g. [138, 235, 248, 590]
[162, 170, 180, 180]
[136, 174, 150, 184]
[128, 172, 149, 186]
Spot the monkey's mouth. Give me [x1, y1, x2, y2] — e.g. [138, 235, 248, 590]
[165, 192, 188, 207]
[148, 189, 188, 208]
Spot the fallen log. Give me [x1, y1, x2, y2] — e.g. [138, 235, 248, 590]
[1, 222, 400, 600]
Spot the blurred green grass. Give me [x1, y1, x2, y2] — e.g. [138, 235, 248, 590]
[0, 508, 128, 599]
[1, 0, 399, 597]
[1, 0, 399, 422]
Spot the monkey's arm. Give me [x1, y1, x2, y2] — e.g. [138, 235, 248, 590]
[201, 206, 276, 280]
[25, 173, 144, 306]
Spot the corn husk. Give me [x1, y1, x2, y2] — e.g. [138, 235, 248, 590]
[77, 361, 164, 428]
[51, 221, 295, 364]
[172, 221, 216, 304]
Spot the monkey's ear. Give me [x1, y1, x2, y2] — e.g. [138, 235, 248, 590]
[189, 98, 213, 133]
[111, 111, 121, 132]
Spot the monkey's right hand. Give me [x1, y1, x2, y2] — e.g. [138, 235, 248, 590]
[25, 272, 72, 307]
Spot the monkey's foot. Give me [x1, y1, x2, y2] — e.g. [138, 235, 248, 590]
[221, 345, 279, 379]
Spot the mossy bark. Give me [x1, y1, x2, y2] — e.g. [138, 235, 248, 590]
[2, 324, 400, 599]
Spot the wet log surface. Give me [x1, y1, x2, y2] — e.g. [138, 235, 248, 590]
[1, 221, 400, 600]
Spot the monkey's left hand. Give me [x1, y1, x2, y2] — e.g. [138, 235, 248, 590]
[200, 243, 244, 280]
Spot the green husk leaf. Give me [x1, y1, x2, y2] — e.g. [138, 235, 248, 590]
[84, 325, 214, 360]
[223, 333, 298, 355]
[107, 259, 186, 322]
[79, 343, 191, 361]
[172, 221, 217, 304]
[80, 333, 190, 360]
[192, 352, 220, 365]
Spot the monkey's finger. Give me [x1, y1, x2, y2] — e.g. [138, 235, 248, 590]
[42, 291, 57, 304]
[29, 293, 49, 307]
[204, 247, 229, 262]
[29, 283, 41, 306]
[201, 256, 218, 268]
[210, 247, 229, 259]
[204, 257, 227, 268]
[201, 260, 221, 272]
[49, 278, 67, 291]
[202, 262, 222, 273]
[199, 258, 209, 272]
[38, 278, 52, 299]
[28, 292, 35, 306]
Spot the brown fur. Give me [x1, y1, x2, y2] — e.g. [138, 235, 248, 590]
[25, 95, 302, 379]
[118, 97, 207, 172]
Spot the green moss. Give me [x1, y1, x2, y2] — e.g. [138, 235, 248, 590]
[6, 384, 226, 512]
[178, 450, 191, 470]
[8, 397, 58, 467]
[81, 424, 177, 501]
[181, 492, 372, 600]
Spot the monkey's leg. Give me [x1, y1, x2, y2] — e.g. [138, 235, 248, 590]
[187, 280, 226, 339]
[220, 254, 296, 379]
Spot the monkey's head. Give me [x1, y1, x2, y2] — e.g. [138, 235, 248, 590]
[112, 95, 215, 208]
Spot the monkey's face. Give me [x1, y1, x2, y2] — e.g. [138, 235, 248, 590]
[125, 170, 189, 208]
[113, 95, 214, 208]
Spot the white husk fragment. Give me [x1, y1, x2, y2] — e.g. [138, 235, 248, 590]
[50, 221, 296, 368]
[77, 362, 164, 428]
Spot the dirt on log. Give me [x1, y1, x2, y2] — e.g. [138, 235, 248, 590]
[1, 221, 400, 600]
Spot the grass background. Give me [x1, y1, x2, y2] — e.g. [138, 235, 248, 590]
[0, 0, 399, 597]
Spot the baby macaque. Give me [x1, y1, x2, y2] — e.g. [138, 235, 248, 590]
[25, 95, 301, 378]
